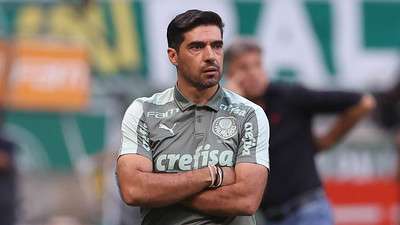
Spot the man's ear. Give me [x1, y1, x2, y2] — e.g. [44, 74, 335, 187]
[167, 48, 178, 66]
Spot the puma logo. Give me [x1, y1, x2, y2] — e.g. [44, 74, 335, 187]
[159, 123, 176, 135]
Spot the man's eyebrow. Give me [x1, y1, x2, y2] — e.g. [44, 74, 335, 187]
[211, 40, 224, 45]
[187, 41, 206, 46]
[187, 40, 223, 46]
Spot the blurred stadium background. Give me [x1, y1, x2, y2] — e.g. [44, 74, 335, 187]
[0, 0, 399, 224]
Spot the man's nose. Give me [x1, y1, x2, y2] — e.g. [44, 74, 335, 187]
[203, 45, 216, 62]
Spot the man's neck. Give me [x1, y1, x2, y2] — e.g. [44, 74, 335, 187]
[176, 82, 219, 105]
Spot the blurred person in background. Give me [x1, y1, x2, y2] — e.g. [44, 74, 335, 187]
[224, 38, 376, 225]
[0, 135, 17, 225]
[0, 48, 17, 221]
[372, 68, 400, 223]
[116, 10, 270, 225]
[373, 75, 400, 180]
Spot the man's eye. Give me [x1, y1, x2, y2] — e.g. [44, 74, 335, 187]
[190, 45, 203, 50]
[213, 44, 223, 49]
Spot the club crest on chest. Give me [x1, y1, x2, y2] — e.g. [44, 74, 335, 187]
[212, 116, 237, 139]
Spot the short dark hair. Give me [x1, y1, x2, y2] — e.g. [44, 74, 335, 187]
[224, 38, 262, 70]
[167, 9, 224, 51]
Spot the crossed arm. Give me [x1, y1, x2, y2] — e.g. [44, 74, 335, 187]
[181, 163, 268, 216]
[116, 154, 268, 215]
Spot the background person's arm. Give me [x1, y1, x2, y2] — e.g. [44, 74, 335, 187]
[315, 94, 376, 151]
[286, 85, 376, 152]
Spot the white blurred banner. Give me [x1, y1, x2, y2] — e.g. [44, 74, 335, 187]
[142, 0, 400, 90]
[2, 0, 399, 90]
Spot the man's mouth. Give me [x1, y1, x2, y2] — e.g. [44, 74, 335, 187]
[202, 66, 219, 74]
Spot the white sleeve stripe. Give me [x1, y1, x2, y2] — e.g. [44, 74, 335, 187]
[222, 89, 270, 168]
[120, 100, 144, 155]
[142, 87, 174, 105]
[254, 107, 270, 168]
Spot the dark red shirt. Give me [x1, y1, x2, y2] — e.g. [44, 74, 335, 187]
[260, 83, 362, 208]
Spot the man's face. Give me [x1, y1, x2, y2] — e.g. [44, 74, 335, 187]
[229, 51, 268, 98]
[168, 25, 223, 89]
